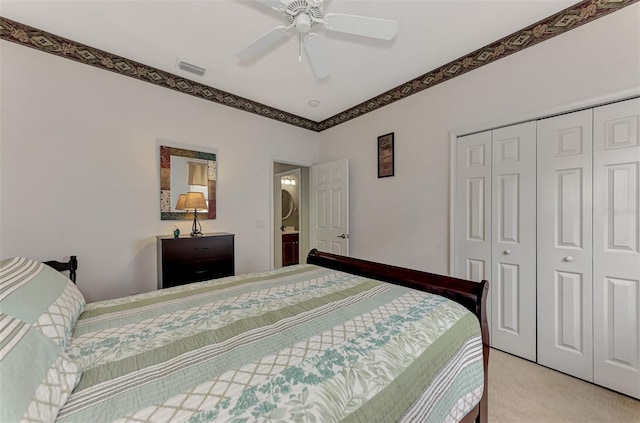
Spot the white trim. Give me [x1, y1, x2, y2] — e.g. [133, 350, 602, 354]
[448, 89, 640, 277]
[275, 168, 302, 268]
[449, 132, 457, 276]
[269, 156, 313, 270]
[271, 155, 313, 169]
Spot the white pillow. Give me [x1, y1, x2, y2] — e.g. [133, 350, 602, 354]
[0, 257, 86, 350]
[0, 313, 82, 422]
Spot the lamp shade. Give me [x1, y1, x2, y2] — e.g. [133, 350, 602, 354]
[184, 192, 208, 210]
[175, 194, 187, 210]
[188, 162, 208, 186]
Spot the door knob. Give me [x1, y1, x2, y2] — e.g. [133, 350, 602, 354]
[337, 234, 348, 239]
[564, 256, 574, 262]
[503, 249, 511, 255]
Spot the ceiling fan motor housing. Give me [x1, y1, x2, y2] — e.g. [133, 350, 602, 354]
[295, 13, 311, 32]
[284, 0, 322, 30]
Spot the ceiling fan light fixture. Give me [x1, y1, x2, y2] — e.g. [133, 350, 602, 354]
[176, 60, 207, 77]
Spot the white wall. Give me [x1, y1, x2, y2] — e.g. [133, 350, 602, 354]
[2, 6, 638, 301]
[318, 5, 640, 275]
[0, 41, 319, 301]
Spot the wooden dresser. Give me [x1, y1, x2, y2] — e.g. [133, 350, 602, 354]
[157, 232, 234, 289]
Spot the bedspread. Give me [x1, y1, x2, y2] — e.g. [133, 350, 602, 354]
[58, 264, 483, 422]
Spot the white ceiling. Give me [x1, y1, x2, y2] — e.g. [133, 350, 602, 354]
[1, 0, 580, 121]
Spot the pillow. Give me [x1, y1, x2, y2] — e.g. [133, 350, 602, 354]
[0, 313, 82, 422]
[0, 257, 86, 350]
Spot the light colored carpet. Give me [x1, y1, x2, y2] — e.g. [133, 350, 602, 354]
[488, 348, 640, 423]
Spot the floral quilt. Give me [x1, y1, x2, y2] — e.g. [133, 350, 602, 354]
[57, 264, 483, 422]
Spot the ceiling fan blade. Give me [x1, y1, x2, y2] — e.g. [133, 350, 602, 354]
[304, 33, 329, 79]
[323, 13, 398, 40]
[236, 26, 290, 61]
[254, 0, 284, 11]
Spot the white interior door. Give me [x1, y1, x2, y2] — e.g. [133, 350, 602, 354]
[593, 98, 640, 399]
[537, 109, 594, 381]
[310, 159, 349, 255]
[491, 122, 537, 361]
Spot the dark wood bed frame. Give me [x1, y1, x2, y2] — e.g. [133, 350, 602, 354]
[44, 255, 77, 283]
[45, 250, 489, 423]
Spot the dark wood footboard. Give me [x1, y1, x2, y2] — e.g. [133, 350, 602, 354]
[307, 249, 489, 423]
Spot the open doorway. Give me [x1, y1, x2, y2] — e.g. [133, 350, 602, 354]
[273, 163, 310, 268]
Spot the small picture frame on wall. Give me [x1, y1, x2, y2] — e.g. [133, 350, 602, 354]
[377, 132, 394, 178]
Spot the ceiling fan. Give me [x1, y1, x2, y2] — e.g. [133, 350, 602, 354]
[236, 0, 398, 79]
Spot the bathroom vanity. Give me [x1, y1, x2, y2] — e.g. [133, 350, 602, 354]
[282, 232, 299, 266]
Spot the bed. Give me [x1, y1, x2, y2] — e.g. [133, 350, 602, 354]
[0, 249, 489, 423]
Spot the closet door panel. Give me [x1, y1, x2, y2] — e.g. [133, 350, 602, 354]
[454, 131, 492, 334]
[491, 122, 537, 361]
[455, 131, 492, 284]
[593, 98, 640, 399]
[537, 109, 594, 381]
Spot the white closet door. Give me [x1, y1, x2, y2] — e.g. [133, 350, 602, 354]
[491, 122, 537, 361]
[537, 109, 593, 381]
[593, 98, 640, 399]
[454, 131, 492, 285]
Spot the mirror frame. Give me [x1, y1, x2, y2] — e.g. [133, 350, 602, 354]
[160, 145, 216, 220]
[282, 189, 294, 220]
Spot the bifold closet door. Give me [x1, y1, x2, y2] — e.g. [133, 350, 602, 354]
[593, 98, 640, 399]
[490, 122, 537, 361]
[454, 131, 492, 286]
[537, 109, 594, 381]
[455, 125, 536, 360]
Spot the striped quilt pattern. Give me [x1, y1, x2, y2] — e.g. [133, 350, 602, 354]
[58, 264, 483, 422]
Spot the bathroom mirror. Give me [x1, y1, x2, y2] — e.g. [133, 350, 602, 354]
[160, 145, 217, 220]
[282, 189, 294, 220]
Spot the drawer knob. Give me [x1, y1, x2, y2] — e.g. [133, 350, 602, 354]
[564, 256, 574, 262]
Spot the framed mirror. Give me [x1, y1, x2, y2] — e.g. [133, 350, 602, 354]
[160, 145, 216, 220]
[282, 189, 294, 220]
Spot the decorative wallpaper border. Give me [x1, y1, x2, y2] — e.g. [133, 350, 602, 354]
[0, 0, 636, 133]
[316, 0, 639, 131]
[0, 17, 317, 132]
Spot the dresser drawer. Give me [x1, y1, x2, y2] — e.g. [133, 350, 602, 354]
[162, 259, 234, 288]
[157, 233, 235, 289]
[162, 236, 233, 263]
